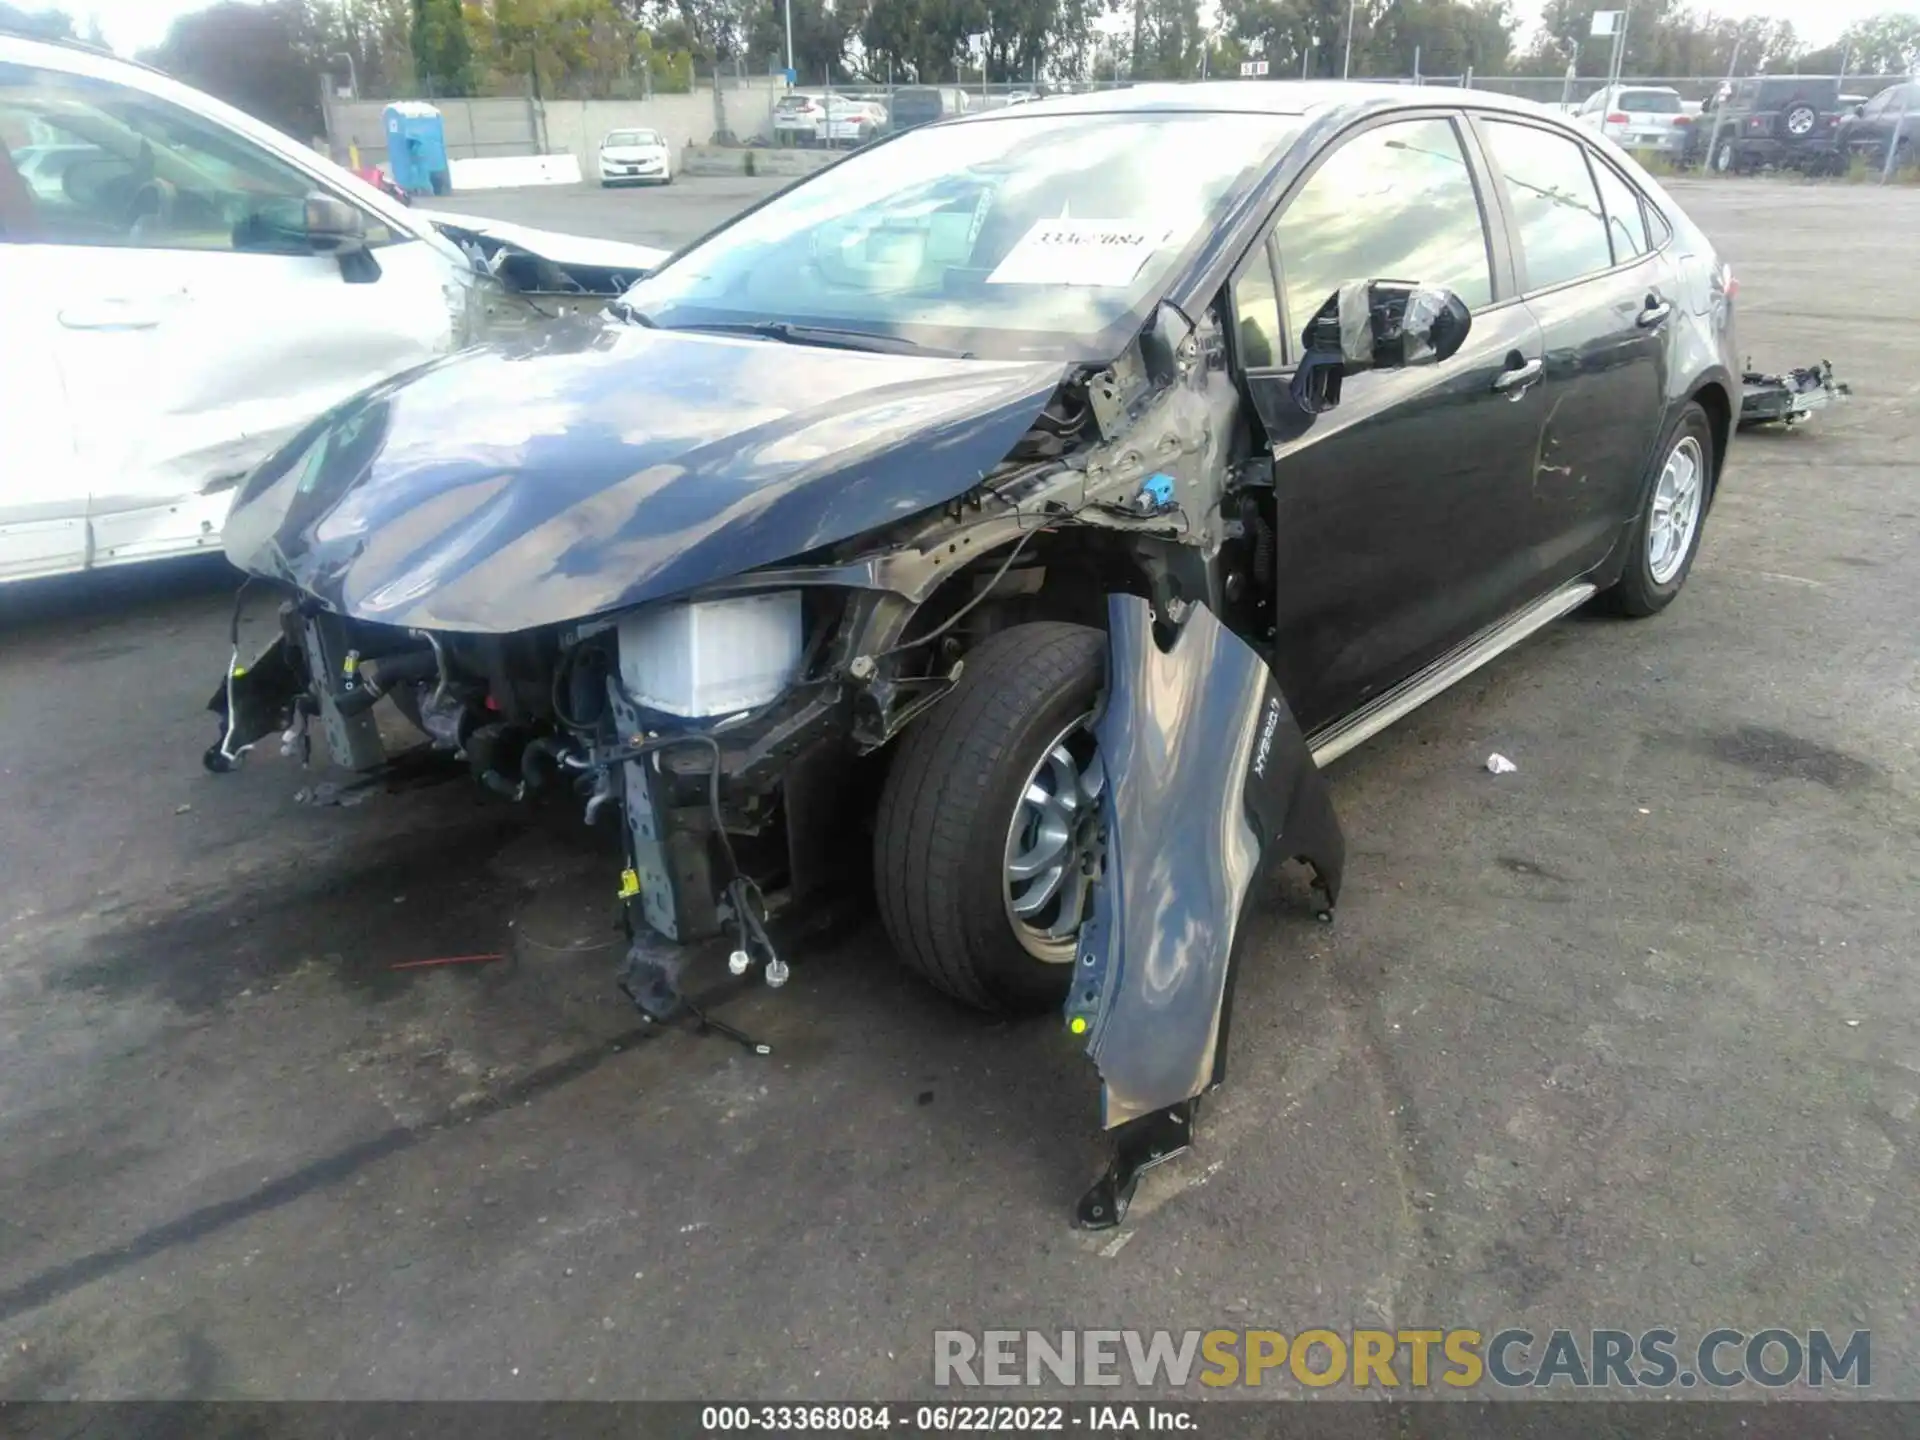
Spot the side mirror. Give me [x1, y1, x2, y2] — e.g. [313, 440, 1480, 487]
[1288, 281, 1471, 415]
[1853, 103, 1866, 117]
[303, 194, 368, 255]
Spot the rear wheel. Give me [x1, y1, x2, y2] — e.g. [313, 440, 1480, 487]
[874, 622, 1105, 1014]
[1602, 402, 1714, 618]
[1712, 139, 1738, 173]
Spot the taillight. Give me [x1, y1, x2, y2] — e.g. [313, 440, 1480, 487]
[1607, 112, 1629, 124]
[1674, 114, 1691, 125]
[1722, 265, 1739, 299]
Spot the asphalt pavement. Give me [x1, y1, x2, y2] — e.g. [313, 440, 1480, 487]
[2, 176, 1917, 1400]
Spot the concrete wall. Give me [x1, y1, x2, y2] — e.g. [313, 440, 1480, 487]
[326, 95, 540, 170]
[323, 85, 783, 184]
[679, 145, 840, 177]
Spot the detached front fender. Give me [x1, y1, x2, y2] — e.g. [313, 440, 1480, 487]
[1070, 594, 1344, 1227]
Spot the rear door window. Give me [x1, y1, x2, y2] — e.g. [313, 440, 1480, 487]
[1618, 91, 1681, 114]
[1588, 157, 1649, 262]
[1482, 120, 1613, 291]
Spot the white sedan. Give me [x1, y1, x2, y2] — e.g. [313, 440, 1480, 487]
[598, 128, 672, 185]
[0, 33, 664, 586]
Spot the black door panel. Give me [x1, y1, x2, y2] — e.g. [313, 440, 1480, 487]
[1250, 301, 1546, 733]
[1228, 113, 1544, 732]
[1521, 258, 1669, 581]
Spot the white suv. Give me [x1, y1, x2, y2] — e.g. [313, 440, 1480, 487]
[0, 34, 664, 584]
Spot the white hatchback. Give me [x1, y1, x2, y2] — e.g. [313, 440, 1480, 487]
[598, 127, 671, 185]
[0, 34, 665, 586]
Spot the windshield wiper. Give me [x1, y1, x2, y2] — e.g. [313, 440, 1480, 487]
[673, 320, 972, 359]
[609, 298, 658, 327]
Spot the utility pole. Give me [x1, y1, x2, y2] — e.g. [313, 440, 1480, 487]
[1704, 36, 1741, 172]
[783, 0, 794, 78]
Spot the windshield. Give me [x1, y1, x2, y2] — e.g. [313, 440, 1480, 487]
[605, 130, 660, 147]
[1618, 91, 1681, 113]
[623, 110, 1302, 360]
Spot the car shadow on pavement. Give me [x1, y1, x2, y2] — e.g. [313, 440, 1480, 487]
[0, 554, 239, 637]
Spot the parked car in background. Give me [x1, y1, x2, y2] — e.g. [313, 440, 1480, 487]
[888, 85, 972, 130]
[1573, 85, 1691, 154]
[0, 32, 666, 584]
[819, 95, 885, 144]
[1836, 81, 1918, 170]
[1705, 75, 1844, 173]
[772, 92, 824, 145]
[599, 127, 672, 185]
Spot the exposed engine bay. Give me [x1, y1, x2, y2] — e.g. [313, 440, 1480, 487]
[203, 292, 1384, 1222]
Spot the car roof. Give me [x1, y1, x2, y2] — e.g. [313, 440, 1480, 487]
[961, 80, 1577, 125]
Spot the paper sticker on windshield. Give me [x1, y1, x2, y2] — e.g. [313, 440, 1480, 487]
[986, 219, 1169, 287]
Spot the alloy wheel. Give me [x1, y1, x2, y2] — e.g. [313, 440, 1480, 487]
[1004, 716, 1105, 962]
[1648, 435, 1706, 585]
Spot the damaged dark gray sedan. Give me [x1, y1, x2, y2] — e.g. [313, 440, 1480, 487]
[208, 83, 1739, 1224]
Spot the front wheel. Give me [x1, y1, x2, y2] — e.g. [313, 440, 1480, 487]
[874, 622, 1106, 1014]
[1601, 403, 1714, 618]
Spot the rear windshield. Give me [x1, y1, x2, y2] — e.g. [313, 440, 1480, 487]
[605, 130, 660, 146]
[1618, 90, 1681, 113]
[775, 96, 815, 114]
[892, 89, 945, 118]
[1753, 78, 1840, 106]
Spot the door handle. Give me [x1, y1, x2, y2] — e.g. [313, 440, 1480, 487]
[1491, 357, 1543, 393]
[58, 301, 166, 331]
[1637, 297, 1673, 328]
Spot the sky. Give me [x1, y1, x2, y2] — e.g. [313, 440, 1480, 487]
[61, 0, 1901, 64]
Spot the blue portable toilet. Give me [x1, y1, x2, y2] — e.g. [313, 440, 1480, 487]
[384, 102, 450, 196]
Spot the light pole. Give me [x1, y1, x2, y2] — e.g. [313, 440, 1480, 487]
[1342, 0, 1356, 78]
[784, 0, 794, 79]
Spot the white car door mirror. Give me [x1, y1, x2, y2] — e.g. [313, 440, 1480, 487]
[303, 194, 367, 253]
[303, 194, 383, 283]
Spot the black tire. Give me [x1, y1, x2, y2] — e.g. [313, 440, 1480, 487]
[874, 621, 1104, 1014]
[1601, 402, 1715, 618]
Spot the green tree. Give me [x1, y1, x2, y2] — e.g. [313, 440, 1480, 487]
[412, 0, 477, 92]
[0, 2, 75, 39]
[1836, 12, 1920, 75]
[1219, 0, 1348, 79]
[302, 0, 418, 94]
[746, 0, 857, 80]
[142, 0, 327, 136]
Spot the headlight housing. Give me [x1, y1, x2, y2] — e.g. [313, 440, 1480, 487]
[616, 592, 804, 719]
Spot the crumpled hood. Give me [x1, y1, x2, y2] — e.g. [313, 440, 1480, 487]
[222, 320, 1066, 634]
[424, 211, 670, 276]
